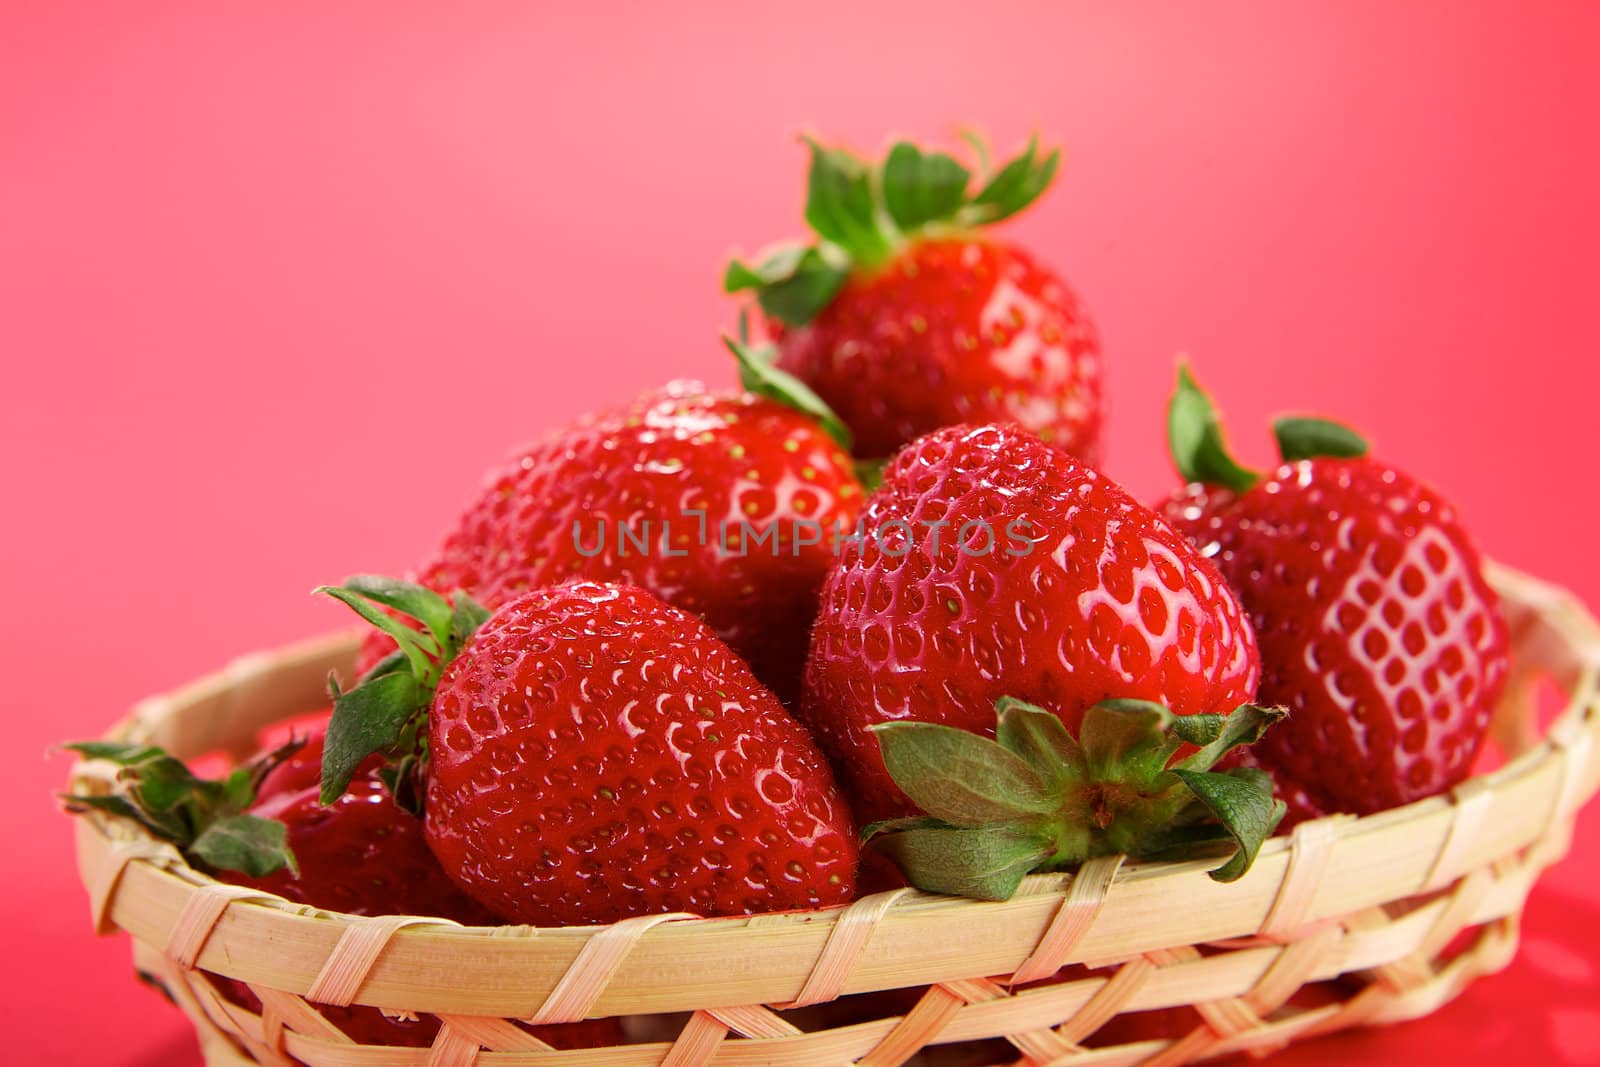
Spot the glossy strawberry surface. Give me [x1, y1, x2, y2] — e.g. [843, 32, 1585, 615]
[231, 727, 495, 923]
[771, 238, 1102, 463]
[360, 382, 864, 700]
[802, 424, 1260, 821]
[1160, 457, 1510, 820]
[360, 381, 862, 702]
[423, 581, 858, 925]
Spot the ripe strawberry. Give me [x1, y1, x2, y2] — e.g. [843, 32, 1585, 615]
[1157, 366, 1510, 823]
[230, 725, 495, 922]
[358, 380, 861, 704]
[726, 136, 1102, 463]
[796, 424, 1281, 895]
[802, 423, 1261, 821]
[321, 576, 858, 926]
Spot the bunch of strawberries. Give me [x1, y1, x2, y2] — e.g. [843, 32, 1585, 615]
[68, 132, 1510, 1047]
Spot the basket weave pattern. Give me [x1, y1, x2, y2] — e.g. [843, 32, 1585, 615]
[69, 565, 1600, 1066]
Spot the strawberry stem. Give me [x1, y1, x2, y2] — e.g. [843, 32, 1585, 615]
[314, 577, 489, 808]
[61, 738, 302, 878]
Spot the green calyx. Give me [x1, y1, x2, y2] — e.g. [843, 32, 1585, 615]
[724, 132, 1062, 327]
[864, 698, 1287, 901]
[61, 738, 303, 878]
[1167, 362, 1371, 491]
[314, 576, 490, 810]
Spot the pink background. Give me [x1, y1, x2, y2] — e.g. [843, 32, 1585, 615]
[5, 3, 1599, 1064]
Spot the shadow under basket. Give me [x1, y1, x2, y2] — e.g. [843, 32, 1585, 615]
[68, 563, 1600, 1067]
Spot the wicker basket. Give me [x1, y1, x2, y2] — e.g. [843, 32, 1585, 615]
[67, 563, 1600, 1067]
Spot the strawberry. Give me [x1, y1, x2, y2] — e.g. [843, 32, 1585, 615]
[358, 380, 861, 704]
[1157, 366, 1511, 823]
[725, 136, 1102, 463]
[229, 725, 495, 922]
[320, 576, 858, 926]
[799, 424, 1279, 895]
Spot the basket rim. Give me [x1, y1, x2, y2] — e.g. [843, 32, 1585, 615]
[67, 562, 1600, 1018]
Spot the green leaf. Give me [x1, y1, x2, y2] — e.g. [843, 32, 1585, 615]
[728, 246, 850, 327]
[61, 741, 165, 764]
[724, 335, 853, 450]
[882, 141, 971, 231]
[190, 814, 298, 879]
[724, 244, 807, 294]
[338, 575, 455, 646]
[1079, 700, 1180, 786]
[356, 649, 409, 684]
[803, 139, 893, 265]
[321, 672, 424, 804]
[313, 573, 482, 808]
[760, 253, 849, 327]
[1178, 704, 1288, 774]
[1168, 363, 1259, 493]
[315, 584, 441, 679]
[862, 694, 1286, 901]
[969, 134, 1061, 223]
[994, 698, 1085, 792]
[868, 822, 1053, 900]
[221, 766, 256, 811]
[1273, 416, 1371, 463]
[1171, 769, 1283, 882]
[723, 256, 777, 293]
[61, 793, 164, 835]
[62, 737, 305, 878]
[378, 753, 426, 817]
[1128, 818, 1237, 859]
[127, 754, 204, 816]
[870, 721, 1058, 826]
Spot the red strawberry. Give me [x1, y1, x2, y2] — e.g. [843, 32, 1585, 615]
[358, 380, 861, 704]
[232, 725, 494, 922]
[802, 423, 1262, 824]
[796, 425, 1284, 897]
[321, 576, 858, 926]
[726, 136, 1101, 463]
[1157, 366, 1510, 823]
